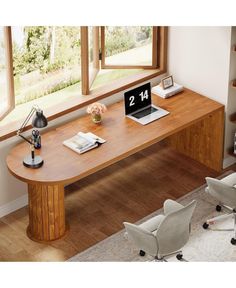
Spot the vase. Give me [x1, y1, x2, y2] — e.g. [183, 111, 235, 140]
[92, 113, 102, 124]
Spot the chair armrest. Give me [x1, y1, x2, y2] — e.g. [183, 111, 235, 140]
[163, 199, 184, 215]
[221, 173, 236, 187]
[123, 222, 158, 256]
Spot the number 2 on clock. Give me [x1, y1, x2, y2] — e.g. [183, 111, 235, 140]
[129, 96, 135, 106]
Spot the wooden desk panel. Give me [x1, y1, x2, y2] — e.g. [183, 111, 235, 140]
[167, 108, 224, 171]
[7, 89, 224, 185]
[6, 88, 224, 242]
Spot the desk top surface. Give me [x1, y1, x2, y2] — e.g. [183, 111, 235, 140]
[6, 89, 224, 185]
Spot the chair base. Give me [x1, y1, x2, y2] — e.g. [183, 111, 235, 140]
[138, 249, 188, 261]
[231, 238, 236, 245]
[139, 250, 146, 256]
[152, 250, 187, 262]
[216, 205, 222, 212]
[203, 203, 236, 245]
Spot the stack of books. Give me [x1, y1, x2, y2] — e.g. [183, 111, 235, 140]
[152, 83, 184, 98]
[63, 132, 106, 154]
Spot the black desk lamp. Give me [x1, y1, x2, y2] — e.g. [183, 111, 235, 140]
[17, 106, 48, 168]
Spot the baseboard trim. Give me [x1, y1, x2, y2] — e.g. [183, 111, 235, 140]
[0, 194, 28, 218]
[223, 155, 236, 169]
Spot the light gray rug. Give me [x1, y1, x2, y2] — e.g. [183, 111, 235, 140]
[69, 171, 236, 262]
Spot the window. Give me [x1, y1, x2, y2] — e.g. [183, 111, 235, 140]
[82, 26, 166, 94]
[101, 26, 157, 68]
[12, 26, 81, 107]
[0, 26, 167, 139]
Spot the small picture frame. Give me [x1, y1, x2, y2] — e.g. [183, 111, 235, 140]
[161, 75, 174, 90]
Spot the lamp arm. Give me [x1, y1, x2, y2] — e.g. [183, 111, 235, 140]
[18, 133, 32, 145]
[18, 106, 37, 134]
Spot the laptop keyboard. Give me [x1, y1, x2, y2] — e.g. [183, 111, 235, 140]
[132, 106, 158, 119]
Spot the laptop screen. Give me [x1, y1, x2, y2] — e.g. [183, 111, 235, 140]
[124, 83, 152, 115]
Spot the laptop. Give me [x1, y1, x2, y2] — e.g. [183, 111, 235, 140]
[124, 83, 169, 125]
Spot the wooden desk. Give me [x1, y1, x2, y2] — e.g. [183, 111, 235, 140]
[6, 89, 224, 242]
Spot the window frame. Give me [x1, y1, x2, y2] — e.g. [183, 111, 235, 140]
[81, 26, 101, 95]
[0, 26, 15, 121]
[89, 26, 100, 87]
[82, 26, 167, 95]
[81, 26, 89, 95]
[0, 26, 168, 141]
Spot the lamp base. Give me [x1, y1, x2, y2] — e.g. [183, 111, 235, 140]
[23, 155, 44, 169]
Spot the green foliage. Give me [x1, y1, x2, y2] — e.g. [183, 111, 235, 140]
[105, 26, 152, 57]
[16, 76, 81, 105]
[49, 27, 81, 71]
[13, 27, 50, 76]
[138, 27, 152, 41]
[13, 26, 81, 77]
[92, 69, 141, 89]
[105, 27, 135, 57]
[24, 26, 50, 73]
[41, 60, 64, 74]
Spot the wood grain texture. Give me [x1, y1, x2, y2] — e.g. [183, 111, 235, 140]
[158, 26, 168, 71]
[92, 27, 99, 70]
[81, 27, 89, 95]
[27, 184, 67, 242]
[1, 141, 228, 261]
[7, 89, 224, 187]
[166, 108, 224, 171]
[152, 26, 158, 67]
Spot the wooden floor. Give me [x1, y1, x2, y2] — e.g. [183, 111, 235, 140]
[0, 141, 233, 261]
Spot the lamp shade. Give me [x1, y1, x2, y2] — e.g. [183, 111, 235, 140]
[32, 110, 48, 128]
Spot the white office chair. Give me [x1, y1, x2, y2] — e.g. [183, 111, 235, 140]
[203, 173, 236, 245]
[124, 199, 196, 261]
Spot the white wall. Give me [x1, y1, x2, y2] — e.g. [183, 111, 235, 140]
[0, 77, 162, 217]
[168, 27, 231, 105]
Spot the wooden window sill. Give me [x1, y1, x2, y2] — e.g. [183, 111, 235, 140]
[0, 69, 165, 142]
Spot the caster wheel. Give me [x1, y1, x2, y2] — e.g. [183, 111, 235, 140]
[139, 250, 146, 256]
[176, 254, 183, 260]
[216, 205, 222, 212]
[231, 238, 236, 245]
[202, 222, 209, 229]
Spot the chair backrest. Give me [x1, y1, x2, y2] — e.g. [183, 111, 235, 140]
[123, 222, 158, 257]
[155, 200, 196, 257]
[206, 177, 236, 208]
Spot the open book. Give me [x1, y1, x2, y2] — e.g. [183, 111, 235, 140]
[63, 132, 106, 154]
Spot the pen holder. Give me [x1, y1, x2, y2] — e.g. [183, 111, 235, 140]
[32, 130, 42, 149]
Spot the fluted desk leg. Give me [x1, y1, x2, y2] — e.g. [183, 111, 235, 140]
[27, 183, 69, 243]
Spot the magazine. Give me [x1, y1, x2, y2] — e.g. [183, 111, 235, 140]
[63, 132, 106, 154]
